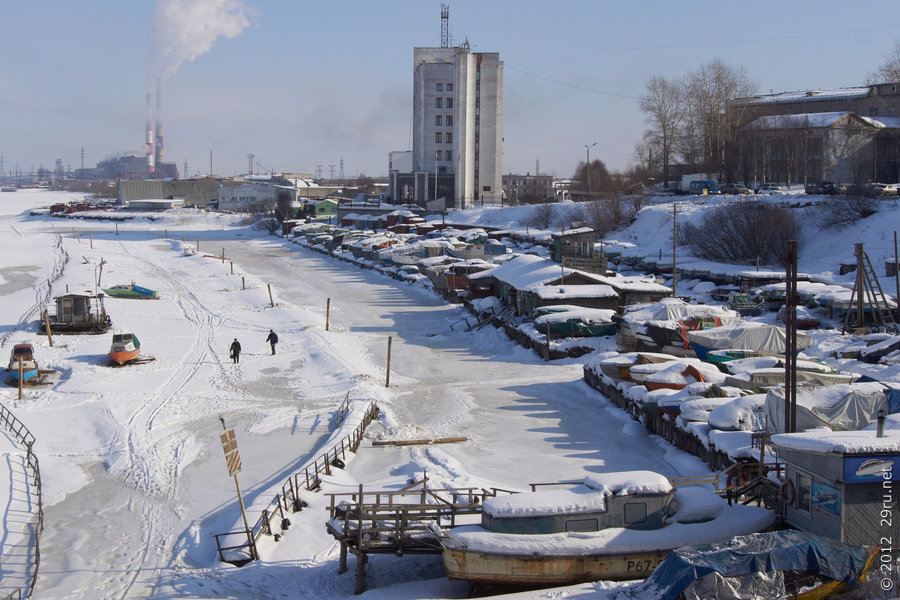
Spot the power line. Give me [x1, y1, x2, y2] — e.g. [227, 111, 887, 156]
[505, 64, 640, 100]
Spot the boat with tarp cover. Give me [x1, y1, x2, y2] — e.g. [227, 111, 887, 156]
[103, 283, 158, 299]
[621, 530, 879, 600]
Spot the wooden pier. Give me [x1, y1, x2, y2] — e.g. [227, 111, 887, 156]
[325, 478, 515, 594]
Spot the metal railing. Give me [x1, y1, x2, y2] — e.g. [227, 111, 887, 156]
[0, 403, 43, 598]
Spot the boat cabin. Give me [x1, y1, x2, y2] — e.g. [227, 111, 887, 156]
[42, 293, 111, 334]
[11, 344, 34, 361]
[481, 471, 674, 534]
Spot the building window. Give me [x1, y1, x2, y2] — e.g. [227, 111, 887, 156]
[435, 132, 442, 143]
[436, 83, 443, 91]
[447, 83, 453, 91]
[446, 132, 452, 144]
[436, 98, 442, 108]
[435, 115, 442, 126]
[446, 115, 453, 126]
[446, 150, 452, 161]
[435, 150, 442, 161]
[447, 97, 453, 108]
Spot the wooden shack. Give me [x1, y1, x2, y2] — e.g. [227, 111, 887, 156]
[41, 293, 111, 334]
[771, 427, 900, 547]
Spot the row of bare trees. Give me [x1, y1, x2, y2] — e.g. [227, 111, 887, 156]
[637, 59, 758, 188]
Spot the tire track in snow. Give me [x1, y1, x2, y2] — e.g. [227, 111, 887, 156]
[103, 243, 225, 599]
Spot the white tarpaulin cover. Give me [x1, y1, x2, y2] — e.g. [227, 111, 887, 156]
[764, 382, 887, 434]
[687, 323, 812, 356]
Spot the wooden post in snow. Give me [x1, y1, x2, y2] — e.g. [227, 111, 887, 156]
[221, 248, 225, 264]
[115, 223, 119, 236]
[18, 358, 23, 400]
[164, 228, 167, 239]
[326, 298, 331, 331]
[44, 311, 53, 347]
[89, 231, 93, 249]
[242, 276, 245, 290]
[230, 261, 234, 275]
[385, 336, 392, 388]
[545, 325, 550, 361]
[268, 284, 274, 307]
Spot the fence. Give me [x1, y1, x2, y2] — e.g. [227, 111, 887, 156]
[214, 401, 380, 564]
[0, 233, 67, 349]
[0, 403, 44, 598]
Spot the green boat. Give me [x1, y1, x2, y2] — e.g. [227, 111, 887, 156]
[534, 306, 618, 338]
[103, 283, 159, 299]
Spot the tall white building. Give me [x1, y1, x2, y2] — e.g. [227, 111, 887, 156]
[404, 44, 503, 209]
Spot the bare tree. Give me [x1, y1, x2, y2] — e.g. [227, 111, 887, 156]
[867, 40, 900, 84]
[573, 159, 613, 199]
[681, 201, 802, 265]
[520, 203, 555, 229]
[639, 76, 685, 187]
[275, 189, 294, 222]
[683, 59, 757, 178]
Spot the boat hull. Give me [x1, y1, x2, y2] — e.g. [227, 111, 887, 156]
[108, 350, 141, 365]
[6, 366, 38, 382]
[442, 547, 668, 586]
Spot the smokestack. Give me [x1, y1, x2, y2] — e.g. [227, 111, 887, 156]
[154, 79, 164, 168]
[145, 93, 155, 175]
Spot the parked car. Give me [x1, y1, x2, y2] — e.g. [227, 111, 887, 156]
[720, 183, 751, 195]
[688, 180, 721, 195]
[804, 181, 836, 195]
[883, 183, 900, 196]
[756, 183, 782, 195]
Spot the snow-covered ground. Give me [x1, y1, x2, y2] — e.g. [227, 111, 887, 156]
[0, 190, 717, 599]
[0, 188, 897, 599]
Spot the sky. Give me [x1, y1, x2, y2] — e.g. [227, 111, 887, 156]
[3, 1, 900, 181]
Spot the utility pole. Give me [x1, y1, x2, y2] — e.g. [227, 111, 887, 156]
[248, 154, 255, 176]
[585, 142, 597, 201]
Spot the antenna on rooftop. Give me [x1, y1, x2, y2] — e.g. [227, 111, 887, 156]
[441, 4, 449, 48]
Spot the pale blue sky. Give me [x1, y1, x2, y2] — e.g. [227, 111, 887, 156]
[2, 1, 900, 180]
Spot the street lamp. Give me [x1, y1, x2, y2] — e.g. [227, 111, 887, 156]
[585, 142, 597, 201]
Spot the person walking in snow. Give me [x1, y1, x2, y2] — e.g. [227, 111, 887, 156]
[266, 329, 278, 355]
[230, 338, 241, 363]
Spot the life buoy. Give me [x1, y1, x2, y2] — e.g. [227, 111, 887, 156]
[726, 465, 748, 489]
[779, 479, 796, 505]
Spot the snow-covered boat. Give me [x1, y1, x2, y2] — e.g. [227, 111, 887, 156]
[7, 343, 38, 382]
[102, 283, 159, 299]
[108, 333, 141, 365]
[533, 305, 617, 338]
[686, 322, 812, 361]
[437, 471, 775, 589]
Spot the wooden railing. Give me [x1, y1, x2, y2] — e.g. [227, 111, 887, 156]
[0, 403, 44, 598]
[214, 401, 380, 564]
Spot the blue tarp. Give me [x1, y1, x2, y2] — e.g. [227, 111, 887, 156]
[618, 531, 872, 600]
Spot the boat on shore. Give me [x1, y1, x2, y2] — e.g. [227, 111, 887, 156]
[108, 333, 141, 365]
[437, 471, 775, 589]
[7, 344, 39, 382]
[626, 530, 879, 600]
[102, 283, 158, 299]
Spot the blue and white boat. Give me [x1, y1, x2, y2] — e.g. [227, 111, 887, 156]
[7, 344, 38, 382]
